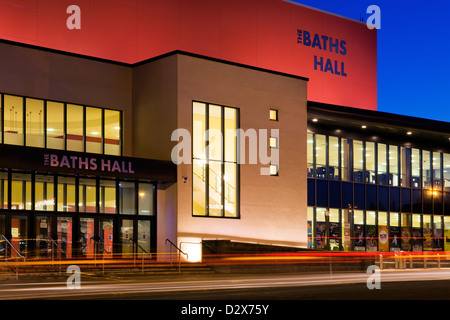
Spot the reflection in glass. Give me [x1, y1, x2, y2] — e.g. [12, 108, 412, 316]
[121, 219, 134, 256]
[46, 101, 65, 150]
[119, 181, 135, 215]
[35, 175, 55, 211]
[86, 107, 103, 154]
[4, 95, 24, 145]
[66, 104, 84, 152]
[104, 109, 121, 155]
[57, 176, 76, 212]
[138, 183, 154, 216]
[26, 98, 45, 148]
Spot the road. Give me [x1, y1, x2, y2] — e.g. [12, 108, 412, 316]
[1, 269, 449, 317]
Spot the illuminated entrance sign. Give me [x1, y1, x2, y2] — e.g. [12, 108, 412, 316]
[297, 29, 347, 77]
[44, 153, 135, 173]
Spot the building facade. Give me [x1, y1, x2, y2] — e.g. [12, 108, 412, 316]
[0, 0, 446, 260]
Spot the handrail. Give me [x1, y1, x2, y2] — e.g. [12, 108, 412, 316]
[1, 235, 24, 259]
[1, 235, 25, 280]
[165, 239, 188, 274]
[129, 238, 150, 273]
[47, 236, 66, 274]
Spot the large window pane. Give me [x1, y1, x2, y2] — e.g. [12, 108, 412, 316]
[104, 109, 121, 155]
[66, 104, 84, 152]
[224, 163, 237, 217]
[328, 136, 340, 180]
[4, 95, 24, 145]
[11, 173, 31, 210]
[433, 152, 442, 189]
[422, 150, 432, 189]
[138, 183, 154, 216]
[411, 148, 421, 188]
[86, 107, 103, 154]
[119, 181, 135, 215]
[377, 143, 388, 185]
[138, 220, 151, 253]
[365, 141, 376, 184]
[35, 174, 55, 211]
[389, 145, 399, 186]
[307, 133, 314, 177]
[46, 101, 65, 150]
[315, 134, 326, 178]
[0, 172, 8, 209]
[208, 161, 222, 216]
[445, 153, 450, 192]
[193, 102, 206, 160]
[79, 178, 97, 213]
[193, 159, 206, 216]
[57, 176, 76, 212]
[25, 98, 45, 148]
[353, 140, 364, 182]
[224, 107, 237, 163]
[400, 147, 411, 187]
[208, 105, 223, 162]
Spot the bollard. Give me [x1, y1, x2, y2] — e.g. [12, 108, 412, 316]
[379, 254, 383, 270]
[438, 254, 441, 269]
[409, 254, 413, 269]
[424, 255, 427, 269]
[394, 254, 398, 269]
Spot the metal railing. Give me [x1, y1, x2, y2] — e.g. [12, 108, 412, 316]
[47, 236, 66, 274]
[165, 239, 188, 273]
[1, 235, 25, 280]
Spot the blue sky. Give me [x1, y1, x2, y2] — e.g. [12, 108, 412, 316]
[291, 0, 450, 123]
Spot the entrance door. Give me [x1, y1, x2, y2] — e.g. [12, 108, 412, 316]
[99, 219, 113, 258]
[36, 216, 52, 258]
[57, 217, 73, 258]
[80, 217, 95, 258]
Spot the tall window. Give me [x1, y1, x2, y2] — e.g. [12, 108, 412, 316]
[192, 102, 239, 218]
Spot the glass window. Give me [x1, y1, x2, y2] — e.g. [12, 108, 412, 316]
[433, 152, 442, 189]
[193, 102, 239, 218]
[66, 104, 84, 152]
[86, 107, 103, 154]
[445, 153, 450, 192]
[0, 172, 8, 209]
[315, 134, 326, 179]
[121, 219, 134, 255]
[119, 181, 135, 215]
[57, 176, 76, 212]
[35, 174, 55, 211]
[25, 98, 45, 148]
[389, 145, 399, 186]
[307, 133, 314, 177]
[11, 173, 31, 210]
[377, 143, 388, 185]
[353, 140, 364, 182]
[80, 217, 95, 257]
[100, 179, 116, 214]
[79, 178, 97, 213]
[57, 217, 73, 258]
[269, 109, 278, 121]
[365, 141, 376, 184]
[422, 150, 432, 189]
[400, 147, 411, 187]
[46, 101, 65, 150]
[411, 148, 421, 188]
[138, 183, 154, 216]
[390, 212, 400, 227]
[412, 214, 421, 228]
[341, 139, 350, 181]
[99, 219, 113, 258]
[4, 94, 24, 146]
[328, 136, 340, 180]
[104, 109, 121, 156]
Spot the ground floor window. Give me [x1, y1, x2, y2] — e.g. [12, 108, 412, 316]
[307, 207, 445, 252]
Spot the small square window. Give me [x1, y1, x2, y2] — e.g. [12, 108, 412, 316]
[269, 109, 278, 121]
[270, 164, 278, 176]
[270, 137, 278, 148]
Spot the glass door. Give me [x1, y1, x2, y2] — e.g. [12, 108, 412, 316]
[80, 217, 95, 258]
[57, 217, 73, 258]
[99, 219, 113, 258]
[121, 219, 133, 258]
[36, 216, 52, 258]
[11, 215, 28, 257]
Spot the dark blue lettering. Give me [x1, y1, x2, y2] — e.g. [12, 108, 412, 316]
[312, 34, 322, 50]
[324, 59, 333, 74]
[314, 56, 323, 71]
[329, 38, 339, 54]
[341, 62, 347, 77]
[297, 29, 302, 44]
[340, 40, 347, 55]
[303, 31, 311, 46]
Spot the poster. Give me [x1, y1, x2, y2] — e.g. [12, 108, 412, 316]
[366, 225, 378, 251]
[354, 224, 365, 251]
[329, 222, 340, 250]
[389, 227, 401, 250]
[343, 222, 351, 250]
[315, 222, 326, 249]
[423, 227, 433, 251]
[411, 228, 423, 252]
[444, 228, 450, 251]
[307, 221, 313, 248]
[378, 226, 389, 251]
[401, 227, 412, 251]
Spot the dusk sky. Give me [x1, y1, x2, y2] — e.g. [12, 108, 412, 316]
[292, 0, 450, 123]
